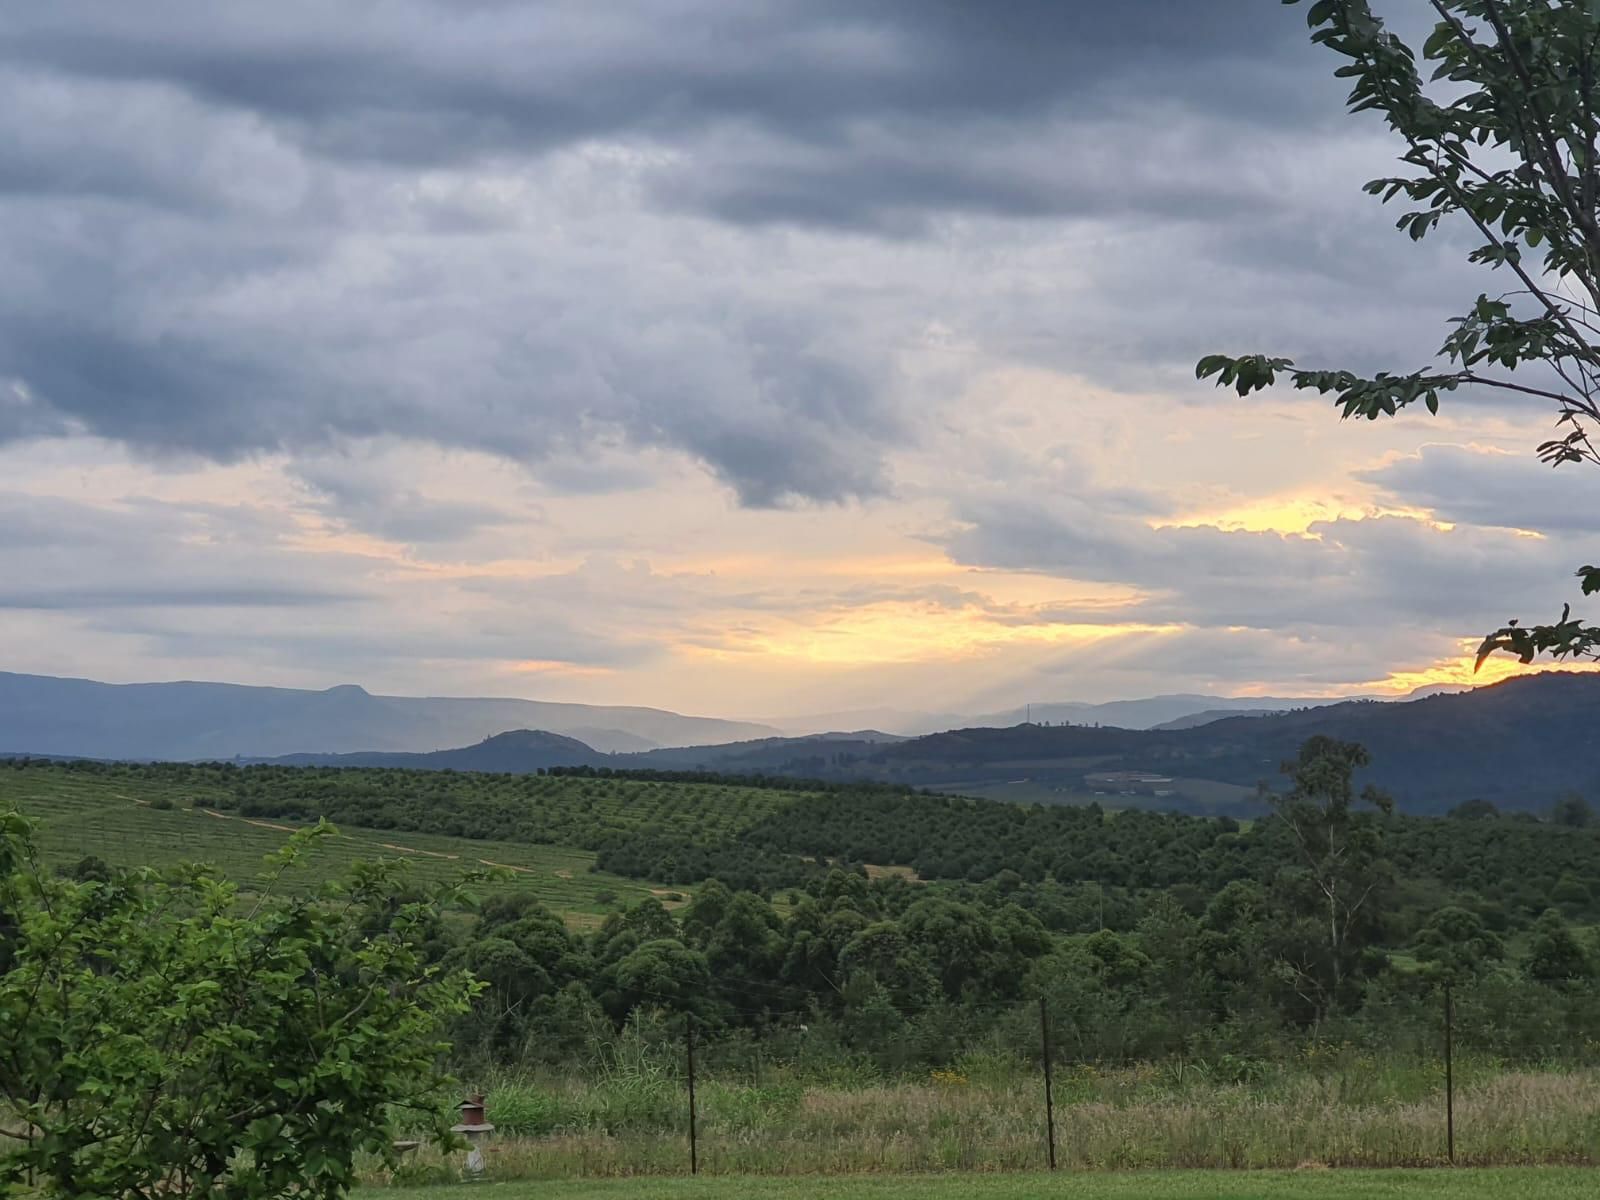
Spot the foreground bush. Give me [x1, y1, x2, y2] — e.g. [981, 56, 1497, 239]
[0, 807, 481, 1199]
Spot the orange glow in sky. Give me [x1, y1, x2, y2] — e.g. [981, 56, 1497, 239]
[1367, 645, 1600, 695]
[1160, 496, 1447, 536]
[691, 601, 1181, 667]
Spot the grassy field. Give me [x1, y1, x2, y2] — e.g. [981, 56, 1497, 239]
[361, 1060, 1600, 1183]
[357, 1168, 1600, 1199]
[0, 765, 670, 923]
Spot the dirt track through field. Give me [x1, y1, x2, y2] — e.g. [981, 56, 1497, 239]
[180, 805, 574, 878]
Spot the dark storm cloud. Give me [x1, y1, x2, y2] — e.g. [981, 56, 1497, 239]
[0, 0, 1434, 510]
[3, 320, 303, 458]
[3, 2, 1323, 177]
[0, 179, 900, 504]
[651, 118, 1288, 235]
[1359, 445, 1600, 536]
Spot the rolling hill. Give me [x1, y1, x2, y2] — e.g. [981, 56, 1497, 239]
[1149, 708, 1286, 731]
[262, 728, 609, 771]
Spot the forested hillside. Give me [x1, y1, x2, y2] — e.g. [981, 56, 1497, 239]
[625, 673, 1600, 814]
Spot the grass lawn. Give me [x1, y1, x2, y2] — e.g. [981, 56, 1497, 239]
[359, 1169, 1600, 1200]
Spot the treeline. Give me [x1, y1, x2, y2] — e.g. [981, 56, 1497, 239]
[599, 791, 1600, 926]
[443, 867, 1600, 1073]
[545, 763, 921, 796]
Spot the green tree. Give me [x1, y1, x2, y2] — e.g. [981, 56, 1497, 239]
[0, 809, 480, 1199]
[1025, 931, 1169, 1062]
[838, 921, 940, 1015]
[1524, 907, 1595, 984]
[1264, 737, 1393, 1013]
[1415, 905, 1505, 980]
[1199, 0, 1600, 665]
[612, 938, 712, 1016]
[1448, 799, 1501, 821]
[453, 892, 592, 1051]
[684, 887, 789, 1018]
[1549, 793, 1593, 827]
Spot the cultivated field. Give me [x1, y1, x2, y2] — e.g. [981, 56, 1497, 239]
[0, 764, 669, 923]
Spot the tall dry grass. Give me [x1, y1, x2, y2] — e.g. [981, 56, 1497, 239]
[365, 1060, 1600, 1184]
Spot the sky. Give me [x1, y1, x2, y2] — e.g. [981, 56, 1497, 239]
[2, 0, 1596, 719]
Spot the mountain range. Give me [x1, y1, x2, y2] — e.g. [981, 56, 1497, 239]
[0, 671, 779, 758]
[9, 668, 1588, 815]
[1, 669, 1437, 762]
[692, 674, 1600, 814]
[208, 671, 1600, 817]
[759, 688, 1471, 737]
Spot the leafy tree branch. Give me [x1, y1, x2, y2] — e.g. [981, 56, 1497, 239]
[1199, 0, 1600, 666]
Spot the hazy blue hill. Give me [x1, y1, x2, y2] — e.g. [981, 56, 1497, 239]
[970, 694, 1344, 731]
[13, 667, 1595, 815]
[0, 671, 780, 759]
[262, 729, 605, 771]
[769, 694, 1351, 736]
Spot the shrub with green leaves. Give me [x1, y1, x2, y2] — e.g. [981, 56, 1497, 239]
[0, 807, 482, 1199]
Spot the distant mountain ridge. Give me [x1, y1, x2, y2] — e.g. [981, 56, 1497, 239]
[762, 673, 1600, 813]
[31, 670, 1595, 816]
[624, 673, 1600, 814]
[762, 692, 1425, 736]
[0, 671, 779, 759]
[3, 668, 1470, 763]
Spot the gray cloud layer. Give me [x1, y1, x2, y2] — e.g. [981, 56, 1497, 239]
[0, 0, 1377, 510]
[2, 0, 1572, 705]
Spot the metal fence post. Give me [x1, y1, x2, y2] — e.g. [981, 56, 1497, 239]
[1444, 982, 1455, 1164]
[686, 1013, 699, 1176]
[1040, 996, 1057, 1170]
